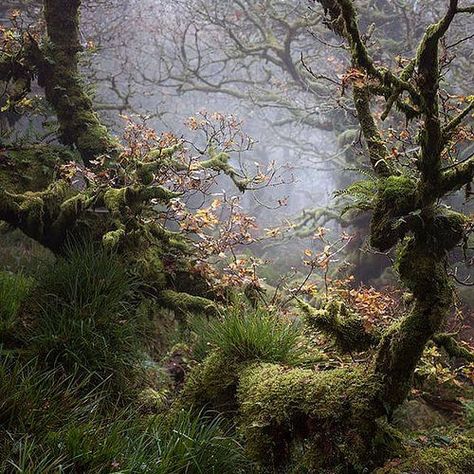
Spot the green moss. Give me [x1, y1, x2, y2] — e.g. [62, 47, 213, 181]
[395, 237, 450, 297]
[375, 235, 453, 410]
[179, 350, 242, 412]
[432, 333, 474, 362]
[370, 175, 418, 251]
[103, 187, 128, 212]
[429, 208, 467, 252]
[375, 436, 474, 473]
[133, 246, 167, 289]
[200, 147, 249, 191]
[237, 363, 383, 470]
[299, 298, 378, 352]
[137, 387, 170, 412]
[40, 1, 119, 165]
[102, 227, 125, 249]
[159, 289, 218, 315]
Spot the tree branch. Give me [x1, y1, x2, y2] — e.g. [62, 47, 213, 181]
[297, 298, 379, 352]
[442, 100, 474, 146]
[438, 155, 474, 195]
[415, 0, 459, 184]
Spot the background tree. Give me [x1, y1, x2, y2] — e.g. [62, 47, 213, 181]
[77, 0, 474, 285]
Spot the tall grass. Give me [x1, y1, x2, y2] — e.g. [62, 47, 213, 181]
[0, 356, 102, 435]
[51, 409, 250, 473]
[1, 389, 250, 473]
[38, 241, 135, 320]
[190, 305, 304, 364]
[26, 242, 148, 395]
[0, 271, 33, 343]
[1, 436, 69, 474]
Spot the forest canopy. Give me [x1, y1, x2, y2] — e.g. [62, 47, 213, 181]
[0, 1, 473, 473]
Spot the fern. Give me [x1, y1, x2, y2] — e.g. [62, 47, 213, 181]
[335, 178, 379, 216]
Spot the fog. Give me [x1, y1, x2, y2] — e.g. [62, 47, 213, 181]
[2, 0, 473, 287]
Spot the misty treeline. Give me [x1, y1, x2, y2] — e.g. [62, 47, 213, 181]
[0, 1, 473, 473]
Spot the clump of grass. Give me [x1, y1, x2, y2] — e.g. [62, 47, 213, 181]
[1, 435, 69, 474]
[135, 408, 250, 474]
[53, 408, 251, 473]
[0, 270, 34, 343]
[190, 305, 304, 365]
[26, 242, 148, 395]
[38, 241, 135, 320]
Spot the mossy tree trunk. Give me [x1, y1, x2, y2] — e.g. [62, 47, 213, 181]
[319, 0, 472, 412]
[40, 0, 118, 165]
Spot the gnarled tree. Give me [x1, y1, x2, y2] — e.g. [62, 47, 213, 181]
[179, 1, 474, 471]
[0, 0, 255, 314]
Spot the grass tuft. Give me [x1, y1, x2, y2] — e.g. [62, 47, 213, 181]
[25, 242, 148, 395]
[190, 305, 304, 365]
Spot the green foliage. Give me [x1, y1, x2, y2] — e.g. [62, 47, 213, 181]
[26, 242, 148, 394]
[128, 409, 250, 474]
[0, 346, 249, 473]
[189, 305, 304, 365]
[0, 270, 33, 342]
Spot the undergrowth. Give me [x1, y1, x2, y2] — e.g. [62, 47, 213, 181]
[1, 238, 472, 473]
[24, 242, 149, 396]
[0, 242, 251, 473]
